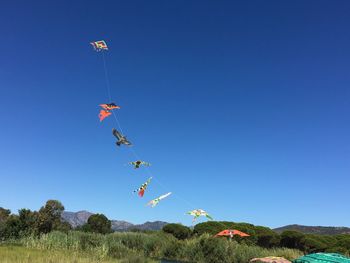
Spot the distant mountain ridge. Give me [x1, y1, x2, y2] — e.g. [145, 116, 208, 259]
[62, 211, 168, 231]
[274, 224, 350, 235]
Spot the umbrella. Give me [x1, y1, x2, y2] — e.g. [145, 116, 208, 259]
[250, 257, 291, 263]
[215, 229, 250, 238]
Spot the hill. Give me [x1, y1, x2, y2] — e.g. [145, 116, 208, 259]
[274, 224, 350, 235]
[62, 211, 168, 231]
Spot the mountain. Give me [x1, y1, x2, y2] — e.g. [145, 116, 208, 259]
[62, 211, 93, 228]
[130, 221, 169, 231]
[62, 211, 169, 231]
[274, 224, 350, 235]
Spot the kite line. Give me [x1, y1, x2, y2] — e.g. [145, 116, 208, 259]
[91, 40, 215, 223]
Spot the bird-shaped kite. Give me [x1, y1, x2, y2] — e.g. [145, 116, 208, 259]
[186, 209, 213, 223]
[133, 177, 152, 197]
[100, 103, 120, 111]
[147, 192, 172, 207]
[112, 128, 132, 147]
[129, 160, 151, 169]
[91, 40, 108, 51]
[99, 110, 112, 122]
[98, 103, 120, 122]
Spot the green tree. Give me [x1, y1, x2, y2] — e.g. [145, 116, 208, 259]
[163, 223, 192, 240]
[280, 230, 305, 249]
[81, 214, 111, 234]
[0, 207, 11, 223]
[254, 226, 280, 248]
[18, 209, 38, 235]
[36, 200, 65, 234]
[3, 215, 21, 239]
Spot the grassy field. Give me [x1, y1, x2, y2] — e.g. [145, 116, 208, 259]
[14, 231, 302, 263]
[0, 245, 159, 263]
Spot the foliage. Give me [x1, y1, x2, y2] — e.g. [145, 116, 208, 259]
[79, 214, 112, 234]
[35, 200, 66, 234]
[16, 230, 302, 263]
[162, 223, 192, 240]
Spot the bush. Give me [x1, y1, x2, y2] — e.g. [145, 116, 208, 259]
[162, 223, 192, 240]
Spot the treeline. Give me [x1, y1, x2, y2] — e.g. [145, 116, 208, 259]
[0, 200, 112, 240]
[163, 222, 350, 255]
[1, 200, 349, 257]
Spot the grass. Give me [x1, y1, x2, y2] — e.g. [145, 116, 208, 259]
[0, 245, 148, 263]
[13, 231, 303, 263]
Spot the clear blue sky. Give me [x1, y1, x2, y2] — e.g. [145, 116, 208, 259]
[1, 0, 349, 228]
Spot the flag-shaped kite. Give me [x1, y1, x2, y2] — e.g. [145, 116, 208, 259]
[91, 40, 108, 51]
[186, 209, 213, 223]
[133, 177, 152, 197]
[147, 192, 171, 207]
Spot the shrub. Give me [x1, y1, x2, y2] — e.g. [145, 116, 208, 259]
[162, 223, 192, 240]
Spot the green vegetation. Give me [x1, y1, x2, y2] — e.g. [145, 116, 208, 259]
[77, 213, 112, 234]
[162, 223, 191, 240]
[0, 200, 349, 262]
[16, 230, 301, 263]
[0, 245, 157, 263]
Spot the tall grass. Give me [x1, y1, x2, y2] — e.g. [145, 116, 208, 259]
[0, 245, 145, 263]
[18, 231, 302, 263]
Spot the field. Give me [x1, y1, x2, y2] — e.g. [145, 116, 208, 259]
[0, 245, 158, 263]
[2, 231, 302, 263]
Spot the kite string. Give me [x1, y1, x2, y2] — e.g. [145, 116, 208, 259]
[99, 50, 226, 226]
[102, 51, 112, 102]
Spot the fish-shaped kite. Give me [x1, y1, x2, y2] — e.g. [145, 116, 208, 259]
[112, 128, 132, 147]
[147, 192, 172, 207]
[133, 177, 152, 197]
[91, 40, 108, 51]
[186, 209, 213, 223]
[129, 160, 151, 169]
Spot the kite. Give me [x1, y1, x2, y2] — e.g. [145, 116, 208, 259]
[98, 103, 120, 122]
[147, 192, 172, 207]
[186, 209, 213, 223]
[112, 128, 132, 146]
[133, 177, 152, 197]
[99, 109, 112, 122]
[129, 160, 151, 169]
[90, 40, 108, 51]
[100, 103, 120, 111]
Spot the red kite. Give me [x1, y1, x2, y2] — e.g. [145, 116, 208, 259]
[99, 109, 111, 122]
[215, 229, 250, 238]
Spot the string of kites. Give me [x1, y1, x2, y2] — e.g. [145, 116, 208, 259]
[91, 40, 213, 223]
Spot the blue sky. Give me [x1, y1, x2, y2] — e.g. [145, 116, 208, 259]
[1, 0, 349, 228]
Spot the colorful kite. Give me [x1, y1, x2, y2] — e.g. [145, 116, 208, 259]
[112, 128, 132, 146]
[133, 177, 152, 197]
[98, 103, 120, 122]
[91, 40, 108, 51]
[99, 109, 112, 122]
[129, 160, 151, 169]
[186, 209, 213, 222]
[147, 192, 172, 207]
[100, 103, 120, 111]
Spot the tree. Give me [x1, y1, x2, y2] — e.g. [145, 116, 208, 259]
[163, 223, 192, 240]
[0, 207, 11, 223]
[3, 215, 21, 239]
[81, 214, 111, 234]
[280, 230, 305, 249]
[36, 200, 65, 234]
[18, 209, 38, 235]
[253, 226, 280, 248]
